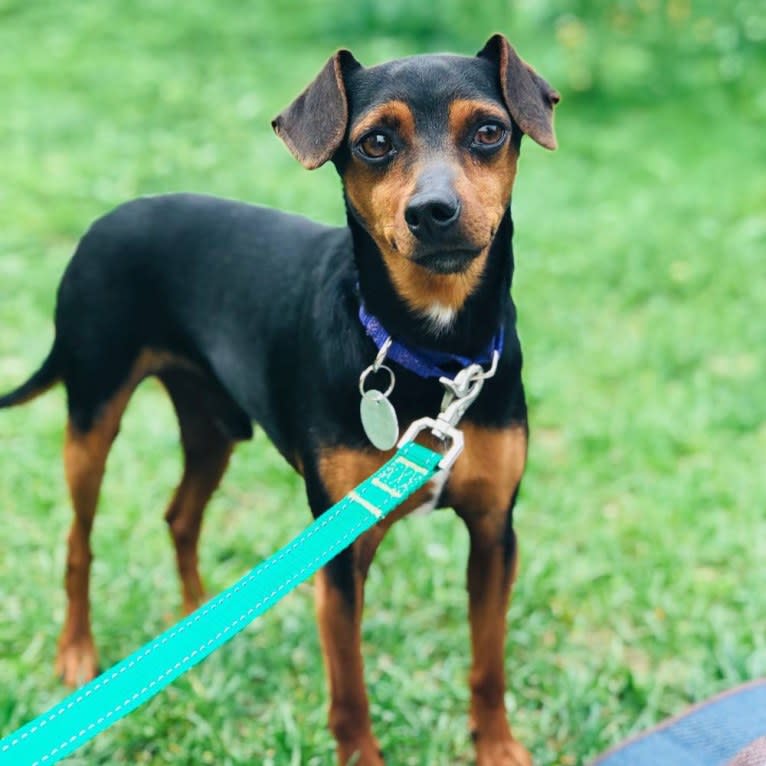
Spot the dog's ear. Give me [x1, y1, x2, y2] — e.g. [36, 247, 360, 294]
[272, 50, 361, 169]
[478, 34, 560, 150]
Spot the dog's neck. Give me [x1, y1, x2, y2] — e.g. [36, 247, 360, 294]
[347, 206, 515, 358]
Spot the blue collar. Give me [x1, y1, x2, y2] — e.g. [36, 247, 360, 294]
[358, 302, 504, 379]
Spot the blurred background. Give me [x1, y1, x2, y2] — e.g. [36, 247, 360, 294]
[1, 2, 764, 764]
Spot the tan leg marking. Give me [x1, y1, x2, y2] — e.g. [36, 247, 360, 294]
[448, 424, 531, 766]
[162, 373, 234, 613]
[316, 447, 437, 765]
[164, 439, 232, 613]
[57, 350, 189, 686]
[58, 388, 138, 686]
[316, 426, 528, 764]
[315, 568, 384, 766]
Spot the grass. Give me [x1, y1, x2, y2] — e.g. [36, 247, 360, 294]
[1, 2, 765, 764]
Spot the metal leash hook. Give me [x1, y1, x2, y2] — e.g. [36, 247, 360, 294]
[397, 350, 500, 471]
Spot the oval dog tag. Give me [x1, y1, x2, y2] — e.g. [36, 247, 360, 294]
[360, 390, 399, 451]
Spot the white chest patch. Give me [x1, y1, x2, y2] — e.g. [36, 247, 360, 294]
[421, 302, 457, 334]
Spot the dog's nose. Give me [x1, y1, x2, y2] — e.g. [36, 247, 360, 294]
[405, 191, 461, 241]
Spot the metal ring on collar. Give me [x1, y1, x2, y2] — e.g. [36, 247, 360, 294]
[359, 363, 396, 398]
[373, 336, 393, 372]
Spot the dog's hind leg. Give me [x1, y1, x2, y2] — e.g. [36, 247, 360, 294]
[57, 349, 173, 686]
[58, 387, 135, 686]
[160, 370, 234, 615]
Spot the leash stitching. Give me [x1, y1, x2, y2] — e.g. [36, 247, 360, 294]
[34, 515, 370, 764]
[3, 450, 433, 764]
[3, 499, 351, 754]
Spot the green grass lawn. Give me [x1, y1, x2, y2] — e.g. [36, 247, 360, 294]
[1, 3, 765, 764]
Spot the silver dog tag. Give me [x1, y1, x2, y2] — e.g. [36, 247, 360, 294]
[360, 389, 399, 451]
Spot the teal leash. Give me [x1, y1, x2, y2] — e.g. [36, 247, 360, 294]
[0, 440, 442, 766]
[0, 346, 494, 766]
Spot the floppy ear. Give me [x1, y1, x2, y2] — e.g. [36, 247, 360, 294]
[272, 50, 361, 169]
[478, 34, 560, 150]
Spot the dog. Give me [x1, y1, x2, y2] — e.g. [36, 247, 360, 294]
[0, 34, 558, 765]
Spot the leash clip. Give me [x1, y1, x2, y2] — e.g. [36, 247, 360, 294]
[398, 417, 464, 471]
[438, 349, 499, 427]
[397, 350, 499, 471]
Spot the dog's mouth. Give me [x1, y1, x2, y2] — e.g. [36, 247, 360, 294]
[412, 247, 482, 275]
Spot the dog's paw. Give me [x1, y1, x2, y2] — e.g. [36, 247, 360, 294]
[475, 738, 533, 766]
[181, 590, 208, 616]
[338, 738, 385, 766]
[55, 636, 100, 687]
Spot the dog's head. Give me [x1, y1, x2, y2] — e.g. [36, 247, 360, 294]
[273, 35, 558, 315]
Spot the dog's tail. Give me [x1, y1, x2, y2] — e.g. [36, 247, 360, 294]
[0, 346, 61, 409]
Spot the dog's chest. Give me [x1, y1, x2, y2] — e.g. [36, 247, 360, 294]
[441, 422, 527, 514]
[317, 422, 526, 522]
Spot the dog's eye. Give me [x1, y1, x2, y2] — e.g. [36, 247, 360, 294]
[358, 132, 394, 160]
[472, 123, 507, 148]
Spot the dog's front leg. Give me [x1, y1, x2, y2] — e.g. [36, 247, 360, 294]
[315, 538, 385, 766]
[458, 508, 532, 766]
[308, 448, 398, 764]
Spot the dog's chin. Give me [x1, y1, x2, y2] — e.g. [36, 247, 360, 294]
[412, 248, 482, 275]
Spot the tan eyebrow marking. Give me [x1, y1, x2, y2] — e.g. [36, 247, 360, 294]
[350, 100, 416, 145]
[448, 99, 510, 139]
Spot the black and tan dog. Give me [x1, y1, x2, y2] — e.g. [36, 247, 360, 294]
[0, 34, 557, 765]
